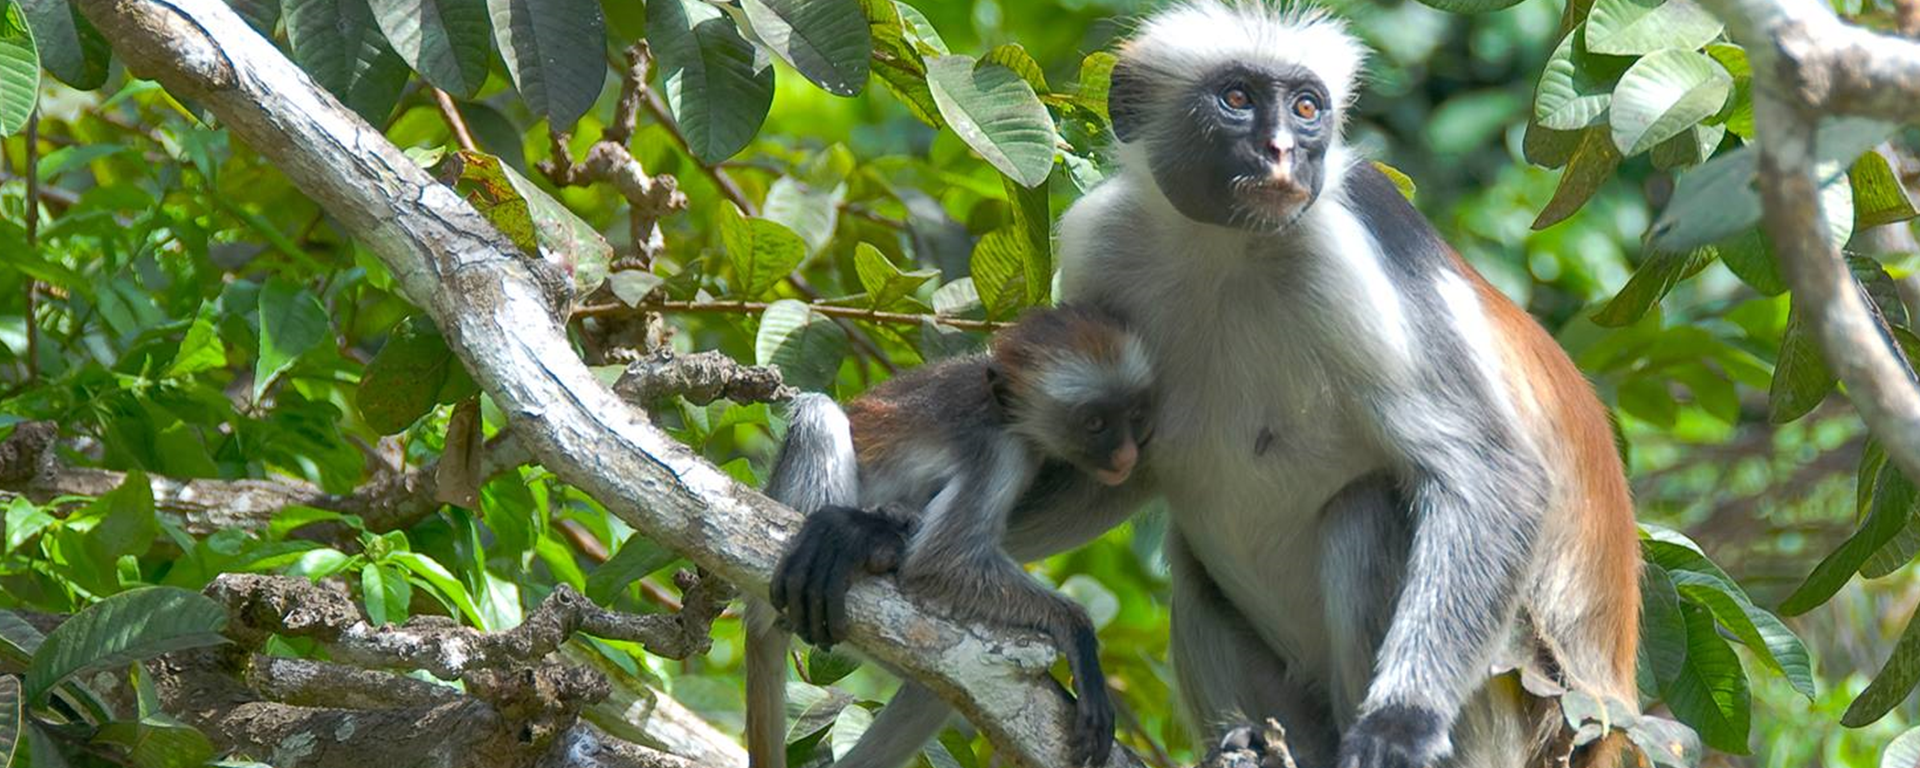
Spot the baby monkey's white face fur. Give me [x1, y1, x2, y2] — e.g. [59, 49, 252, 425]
[1111, 2, 1366, 231]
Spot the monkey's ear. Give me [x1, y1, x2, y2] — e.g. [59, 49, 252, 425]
[1108, 58, 1148, 143]
[986, 363, 1015, 415]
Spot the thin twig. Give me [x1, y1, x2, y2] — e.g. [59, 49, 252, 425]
[432, 88, 478, 153]
[576, 299, 1003, 332]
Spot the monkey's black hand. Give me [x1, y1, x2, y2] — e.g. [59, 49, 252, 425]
[1067, 624, 1115, 767]
[770, 505, 910, 649]
[1336, 704, 1450, 768]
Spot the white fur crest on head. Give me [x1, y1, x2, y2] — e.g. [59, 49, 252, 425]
[1121, 1, 1367, 119]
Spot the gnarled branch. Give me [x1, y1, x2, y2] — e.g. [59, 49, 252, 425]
[69, 0, 1143, 764]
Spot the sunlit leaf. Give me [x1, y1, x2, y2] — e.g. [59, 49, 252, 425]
[755, 300, 848, 393]
[93, 715, 215, 768]
[0, 0, 38, 137]
[0, 676, 17, 768]
[926, 55, 1057, 188]
[1533, 28, 1624, 131]
[1852, 150, 1919, 229]
[1883, 726, 1920, 768]
[1584, 0, 1721, 56]
[722, 204, 808, 299]
[969, 227, 1030, 320]
[828, 702, 874, 761]
[1609, 49, 1731, 157]
[740, 0, 868, 96]
[854, 243, 936, 311]
[358, 315, 478, 435]
[651, 0, 773, 163]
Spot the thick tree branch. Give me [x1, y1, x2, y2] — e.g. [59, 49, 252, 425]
[1697, 0, 1920, 485]
[71, 1, 1142, 765]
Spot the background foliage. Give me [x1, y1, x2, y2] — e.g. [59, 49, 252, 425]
[0, 0, 1919, 764]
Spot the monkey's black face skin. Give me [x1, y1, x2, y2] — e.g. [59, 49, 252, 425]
[1031, 392, 1152, 486]
[1145, 64, 1333, 231]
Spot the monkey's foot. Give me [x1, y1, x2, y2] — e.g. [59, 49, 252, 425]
[1202, 719, 1297, 768]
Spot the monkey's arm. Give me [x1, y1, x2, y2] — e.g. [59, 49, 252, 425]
[771, 504, 912, 649]
[1339, 399, 1549, 768]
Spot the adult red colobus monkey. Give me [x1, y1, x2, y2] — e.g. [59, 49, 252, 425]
[775, 3, 1641, 768]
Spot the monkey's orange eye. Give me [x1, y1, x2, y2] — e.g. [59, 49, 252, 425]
[1220, 87, 1254, 111]
[1293, 95, 1321, 121]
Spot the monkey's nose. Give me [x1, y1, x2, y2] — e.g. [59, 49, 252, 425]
[1265, 139, 1289, 162]
[1098, 442, 1139, 486]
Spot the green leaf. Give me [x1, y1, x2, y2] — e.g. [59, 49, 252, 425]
[1533, 28, 1626, 131]
[607, 270, 665, 306]
[1852, 150, 1918, 229]
[828, 702, 874, 761]
[650, 0, 774, 164]
[1780, 460, 1914, 614]
[1591, 247, 1712, 327]
[360, 563, 411, 625]
[853, 243, 936, 311]
[1641, 564, 1688, 690]
[371, 0, 493, 98]
[283, 0, 410, 123]
[358, 315, 477, 434]
[584, 537, 678, 604]
[1372, 162, 1417, 202]
[1884, 727, 1920, 768]
[1412, 0, 1526, 14]
[80, 472, 158, 571]
[388, 551, 488, 628]
[1584, 0, 1722, 56]
[1649, 123, 1725, 170]
[755, 300, 848, 393]
[762, 177, 841, 256]
[0, 611, 44, 668]
[805, 646, 861, 686]
[486, 0, 603, 127]
[1767, 308, 1835, 425]
[739, 0, 868, 96]
[93, 715, 215, 768]
[1524, 120, 1583, 169]
[447, 150, 538, 255]
[1714, 231, 1783, 296]
[981, 43, 1045, 93]
[499, 157, 612, 296]
[254, 278, 330, 402]
[1609, 49, 1731, 157]
[1661, 602, 1749, 754]
[1534, 126, 1623, 230]
[1848, 601, 1920, 726]
[166, 301, 227, 378]
[19, 0, 106, 89]
[0, 0, 37, 137]
[1672, 576, 1815, 698]
[926, 55, 1057, 188]
[1072, 51, 1116, 120]
[1005, 173, 1051, 305]
[1627, 715, 1703, 768]
[721, 205, 808, 299]
[0, 676, 16, 768]
[24, 587, 227, 704]
[969, 227, 1029, 320]
[862, 0, 940, 128]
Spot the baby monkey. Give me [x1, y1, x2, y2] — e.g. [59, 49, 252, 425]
[749, 304, 1155, 768]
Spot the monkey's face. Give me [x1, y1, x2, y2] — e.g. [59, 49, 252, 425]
[1127, 64, 1336, 231]
[1042, 392, 1153, 487]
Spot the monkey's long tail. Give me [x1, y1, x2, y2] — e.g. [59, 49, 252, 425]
[748, 394, 860, 768]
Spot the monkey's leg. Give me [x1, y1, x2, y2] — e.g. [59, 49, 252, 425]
[1166, 529, 1339, 766]
[832, 682, 954, 768]
[1316, 474, 1411, 727]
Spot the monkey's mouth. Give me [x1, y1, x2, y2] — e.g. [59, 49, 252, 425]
[1093, 467, 1133, 486]
[1231, 176, 1311, 229]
